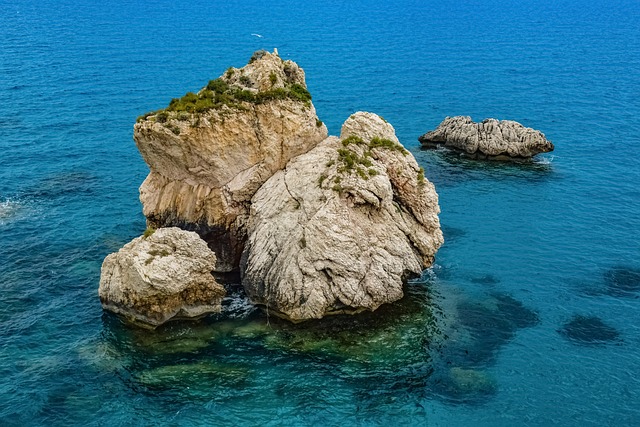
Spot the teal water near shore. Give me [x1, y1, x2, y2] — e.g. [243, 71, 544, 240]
[1, 0, 640, 425]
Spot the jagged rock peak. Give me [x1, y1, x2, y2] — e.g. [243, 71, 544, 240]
[133, 50, 327, 272]
[241, 112, 443, 322]
[98, 227, 226, 328]
[419, 116, 554, 160]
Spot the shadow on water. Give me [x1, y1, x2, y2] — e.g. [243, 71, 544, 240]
[441, 224, 467, 245]
[415, 147, 555, 188]
[558, 315, 622, 346]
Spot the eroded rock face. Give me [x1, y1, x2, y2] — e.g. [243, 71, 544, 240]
[241, 112, 443, 322]
[134, 50, 327, 271]
[419, 116, 554, 160]
[99, 227, 225, 328]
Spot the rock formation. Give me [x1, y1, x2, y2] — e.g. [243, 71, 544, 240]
[99, 227, 225, 328]
[101, 52, 444, 326]
[419, 116, 554, 160]
[241, 112, 443, 322]
[134, 50, 327, 271]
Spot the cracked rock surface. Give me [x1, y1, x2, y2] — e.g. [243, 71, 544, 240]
[419, 116, 554, 160]
[242, 112, 443, 322]
[134, 51, 327, 271]
[99, 227, 225, 328]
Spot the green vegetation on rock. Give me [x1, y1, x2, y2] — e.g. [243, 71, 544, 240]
[328, 134, 408, 189]
[136, 70, 312, 124]
[142, 227, 156, 239]
[417, 167, 425, 186]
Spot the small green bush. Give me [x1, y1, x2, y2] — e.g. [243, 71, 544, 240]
[288, 83, 312, 103]
[417, 167, 426, 186]
[369, 136, 408, 155]
[249, 50, 267, 63]
[155, 112, 169, 123]
[143, 227, 156, 239]
[137, 112, 153, 123]
[269, 72, 277, 85]
[341, 135, 366, 147]
[206, 79, 229, 93]
[316, 118, 323, 128]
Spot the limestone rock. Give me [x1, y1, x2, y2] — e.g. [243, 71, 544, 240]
[134, 50, 327, 271]
[241, 112, 443, 322]
[419, 116, 554, 160]
[99, 227, 225, 328]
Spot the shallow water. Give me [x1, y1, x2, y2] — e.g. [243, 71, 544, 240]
[2, 0, 640, 425]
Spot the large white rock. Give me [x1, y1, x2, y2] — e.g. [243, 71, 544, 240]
[99, 227, 225, 328]
[241, 112, 443, 321]
[419, 116, 554, 160]
[134, 50, 327, 271]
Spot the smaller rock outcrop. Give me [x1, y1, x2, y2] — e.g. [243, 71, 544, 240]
[419, 116, 554, 160]
[241, 112, 443, 322]
[99, 227, 225, 328]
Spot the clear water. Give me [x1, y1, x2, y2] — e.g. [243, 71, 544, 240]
[2, 0, 640, 425]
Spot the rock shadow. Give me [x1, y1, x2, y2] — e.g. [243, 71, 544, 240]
[417, 148, 554, 188]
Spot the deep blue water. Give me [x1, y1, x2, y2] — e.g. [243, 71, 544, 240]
[2, 0, 640, 425]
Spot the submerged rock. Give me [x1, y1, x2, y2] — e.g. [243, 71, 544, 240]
[134, 50, 327, 271]
[558, 315, 621, 345]
[419, 116, 554, 160]
[99, 227, 225, 328]
[242, 112, 443, 321]
[603, 266, 640, 297]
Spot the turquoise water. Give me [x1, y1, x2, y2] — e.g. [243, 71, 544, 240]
[2, 0, 640, 424]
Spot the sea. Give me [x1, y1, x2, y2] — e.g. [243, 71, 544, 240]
[1, 0, 640, 425]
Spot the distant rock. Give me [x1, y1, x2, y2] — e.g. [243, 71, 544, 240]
[419, 116, 554, 160]
[241, 112, 443, 322]
[134, 50, 327, 271]
[99, 227, 225, 328]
